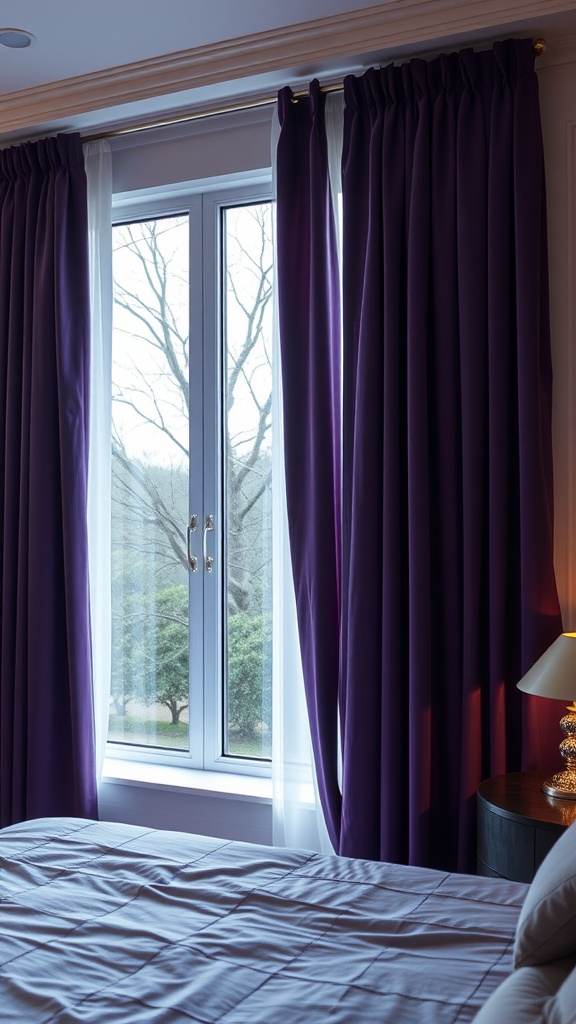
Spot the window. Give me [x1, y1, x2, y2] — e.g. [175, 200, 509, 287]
[108, 182, 273, 775]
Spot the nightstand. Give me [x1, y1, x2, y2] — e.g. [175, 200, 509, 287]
[477, 771, 576, 883]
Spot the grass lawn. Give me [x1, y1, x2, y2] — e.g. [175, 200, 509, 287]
[108, 706, 270, 758]
[108, 713, 188, 748]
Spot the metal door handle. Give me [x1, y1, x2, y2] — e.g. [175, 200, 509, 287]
[187, 514, 198, 571]
[203, 514, 214, 572]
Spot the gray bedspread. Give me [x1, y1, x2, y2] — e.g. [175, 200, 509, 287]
[0, 816, 526, 1022]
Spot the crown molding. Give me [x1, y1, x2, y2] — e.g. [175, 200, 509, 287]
[2, 0, 576, 136]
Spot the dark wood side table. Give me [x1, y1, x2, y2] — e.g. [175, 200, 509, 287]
[477, 771, 576, 883]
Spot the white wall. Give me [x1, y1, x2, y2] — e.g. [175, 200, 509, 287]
[100, 774, 273, 844]
[110, 104, 274, 197]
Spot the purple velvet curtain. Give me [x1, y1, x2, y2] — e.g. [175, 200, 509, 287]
[276, 39, 562, 872]
[276, 81, 343, 848]
[0, 133, 97, 827]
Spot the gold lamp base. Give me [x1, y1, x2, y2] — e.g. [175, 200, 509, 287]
[542, 768, 576, 800]
[543, 704, 576, 799]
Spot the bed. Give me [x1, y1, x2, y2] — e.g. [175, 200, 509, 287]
[1, 815, 575, 1023]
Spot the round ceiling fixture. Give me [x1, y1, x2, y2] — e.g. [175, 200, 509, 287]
[0, 28, 36, 49]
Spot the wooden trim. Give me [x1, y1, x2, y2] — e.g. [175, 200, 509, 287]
[2, 0, 576, 136]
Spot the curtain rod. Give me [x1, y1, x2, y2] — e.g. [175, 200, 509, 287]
[83, 36, 547, 144]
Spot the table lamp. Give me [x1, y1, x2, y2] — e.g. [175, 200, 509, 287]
[517, 632, 576, 799]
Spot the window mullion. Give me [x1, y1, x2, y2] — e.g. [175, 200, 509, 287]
[201, 192, 223, 769]
[188, 197, 207, 765]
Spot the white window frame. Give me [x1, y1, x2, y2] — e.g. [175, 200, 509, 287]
[108, 176, 274, 779]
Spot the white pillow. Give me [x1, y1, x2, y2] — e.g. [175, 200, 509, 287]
[514, 820, 576, 967]
[545, 962, 576, 1024]
[541, 962, 576, 1019]
[473, 960, 573, 1023]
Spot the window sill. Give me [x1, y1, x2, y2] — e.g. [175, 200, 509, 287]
[102, 757, 272, 804]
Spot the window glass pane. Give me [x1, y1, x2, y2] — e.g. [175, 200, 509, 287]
[223, 203, 273, 759]
[110, 215, 190, 751]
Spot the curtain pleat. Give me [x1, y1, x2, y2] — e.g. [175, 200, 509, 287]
[276, 81, 343, 848]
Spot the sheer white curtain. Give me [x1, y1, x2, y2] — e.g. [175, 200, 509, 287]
[84, 140, 113, 784]
[271, 92, 343, 853]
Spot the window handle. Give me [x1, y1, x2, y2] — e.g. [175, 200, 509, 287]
[187, 514, 198, 572]
[203, 514, 214, 573]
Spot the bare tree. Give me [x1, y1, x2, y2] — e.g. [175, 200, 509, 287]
[111, 206, 273, 612]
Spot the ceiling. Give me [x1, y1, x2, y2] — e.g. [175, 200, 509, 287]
[2, 0, 576, 144]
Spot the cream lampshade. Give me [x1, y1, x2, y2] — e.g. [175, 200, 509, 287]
[517, 632, 576, 799]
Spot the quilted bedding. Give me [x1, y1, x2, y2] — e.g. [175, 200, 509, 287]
[0, 816, 526, 1023]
